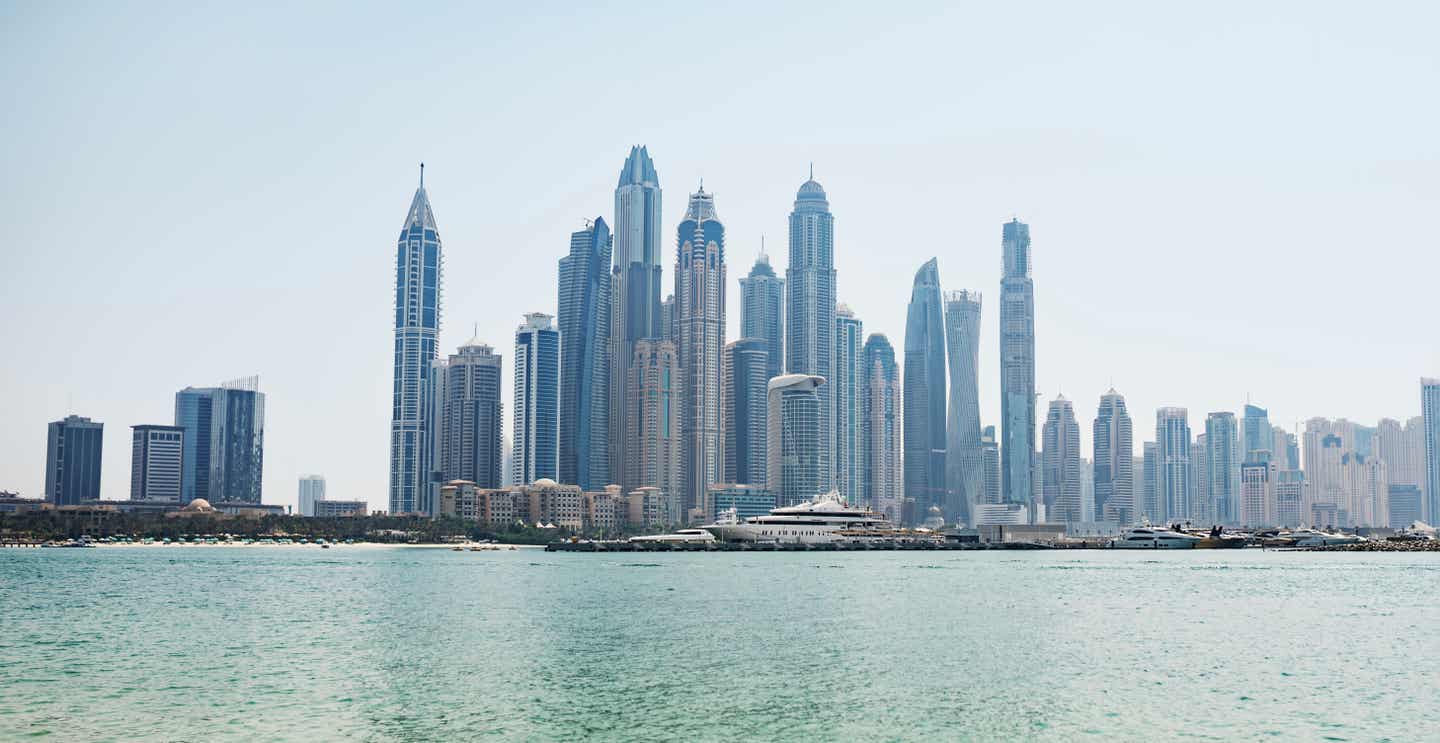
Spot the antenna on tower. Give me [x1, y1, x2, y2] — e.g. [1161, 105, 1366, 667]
[419, 161, 425, 188]
[809, 162, 814, 180]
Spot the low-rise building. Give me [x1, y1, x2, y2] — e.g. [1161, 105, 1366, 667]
[523, 479, 583, 530]
[707, 484, 775, 522]
[626, 486, 677, 528]
[583, 485, 625, 533]
[313, 499, 368, 517]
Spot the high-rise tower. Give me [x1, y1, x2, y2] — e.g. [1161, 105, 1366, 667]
[1042, 395, 1082, 523]
[175, 378, 265, 504]
[1092, 389, 1134, 523]
[740, 250, 785, 382]
[834, 305, 864, 506]
[45, 415, 103, 506]
[558, 218, 612, 490]
[442, 339, 503, 488]
[786, 168, 836, 488]
[675, 186, 726, 520]
[723, 338, 769, 487]
[903, 258, 947, 523]
[944, 290, 982, 526]
[1423, 378, 1440, 523]
[512, 313, 560, 485]
[999, 218, 1036, 513]
[1155, 407, 1191, 523]
[768, 375, 827, 507]
[1205, 412, 1240, 524]
[862, 334, 902, 520]
[611, 146, 663, 493]
[389, 166, 443, 515]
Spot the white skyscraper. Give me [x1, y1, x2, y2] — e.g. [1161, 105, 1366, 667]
[298, 475, 326, 517]
[1042, 396, 1082, 523]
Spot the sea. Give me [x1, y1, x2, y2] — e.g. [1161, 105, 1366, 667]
[1, 546, 1436, 741]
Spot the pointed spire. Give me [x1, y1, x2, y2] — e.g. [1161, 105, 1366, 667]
[809, 161, 814, 180]
[420, 161, 425, 189]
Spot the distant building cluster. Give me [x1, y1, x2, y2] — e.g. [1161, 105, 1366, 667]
[378, 149, 1440, 532]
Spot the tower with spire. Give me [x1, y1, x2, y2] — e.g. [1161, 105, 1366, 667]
[740, 243, 784, 382]
[611, 146, 663, 493]
[786, 167, 837, 492]
[675, 184, 726, 521]
[390, 164, 444, 515]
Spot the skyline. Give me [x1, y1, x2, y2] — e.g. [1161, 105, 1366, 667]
[4, 3, 1438, 511]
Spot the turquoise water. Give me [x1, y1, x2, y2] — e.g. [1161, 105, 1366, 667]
[1, 547, 1437, 741]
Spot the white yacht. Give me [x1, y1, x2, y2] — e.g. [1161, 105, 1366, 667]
[1284, 529, 1366, 547]
[628, 528, 716, 545]
[701, 491, 896, 544]
[1111, 526, 1203, 549]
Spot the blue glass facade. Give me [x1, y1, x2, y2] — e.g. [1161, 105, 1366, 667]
[725, 337, 769, 487]
[513, 314, 560, 484]
[174, 383, 265, 503]
[861, 334, 900, 516]
[944, 290, 982, 525]
[903, 258, 946, 523]
[740, 254, 784, 382]
[390, 172, 443, 514]
[676, 188, 726, 519]
[834, 307, 864, 506]
[1000, 219, 1036, 512]
[558, 218, 612, 490]
[786, 174, 836, 490]
[612, 146, 663, 493]
[44, 415, 103, 506]
[1242, 404, 1272, 458]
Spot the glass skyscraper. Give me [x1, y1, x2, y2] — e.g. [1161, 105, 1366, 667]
[512, 313, 560, 485]
[131, 424, 183, 503]
[999, 218, 1036, 513]
[45, 415, 103, 506]
[724, 337, 769, 487]
[1155, 407, 1192, 523]
[390, 167, 443, 515]
[1042, 395, 1082, 523]
[1423, 378, 1440, 523]
[175, 378, 265, 504]
[1242, 404, 1272, 459]
[767, 374, 826, 507]
[675, 187, 726, 519]
[740, 251, 784, 382]
[944, 289, 982, 526]
[834, 305, 864, 506]
[1205, 412, 1240, 524]
[862, 334, 901, 519]
[611, 146, 663, 493]
[903, 258, 946, 523]
[786, 169, 836, 490]
[1092, 389, 1134, 523]
[558, 217, 612, 490]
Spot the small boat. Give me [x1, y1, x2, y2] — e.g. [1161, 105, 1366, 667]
[1111, 526, 1202, 549]
[321, 543, 331, 549]
[451, 545, 464, 551]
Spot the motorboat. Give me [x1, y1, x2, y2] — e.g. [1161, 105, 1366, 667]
[1284, 529, 1366, 547]
[1110, 526, 1203, 549]
[629, 528, 716, 544]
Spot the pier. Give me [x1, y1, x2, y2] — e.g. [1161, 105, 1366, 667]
[545, 540, 1059, 553]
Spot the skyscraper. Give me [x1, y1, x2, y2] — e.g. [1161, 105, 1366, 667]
[1155, 408, 1192, 523]
[45, 415, 103, 506]
[1423, 378, 1440, 522]
[1205, 412, 1240, 524]
[1093, 389, 1134, 524]
[999, 218, 1036, 511]
[175, 378, 265, 504]
[1239, 457, 1276, 527]
[611, 146, 663, 493]
[389, 166, 443, 515]
[558, 217, 612, 490]
[861, 334, 901, 519]
[723, 338, 768, 487]
[740, 250, 784, 382]
[627, 340, 682, 503]
[981, 425, 1002, 506]
[443, 339, 503, 488]
[834, 305, 864, 506]
[944, 289, 982, 526]
[786, 169, 836, 488]
[903, 258, 947, 523]
[512, 313, 560, 485]
[1142, 441, 1159, 523]
[1375, 417, 1426, 501]
[675, 186, 726, 519]
[130, 424, 183, 503]
[1042, 395, 1082, 523]
[768, 375, 826, 507]
[298, 475, 325, 517]
[1241, 403, 1272, 461]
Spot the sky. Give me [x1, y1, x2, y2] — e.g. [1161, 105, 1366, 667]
[2, 1, 1437, 511]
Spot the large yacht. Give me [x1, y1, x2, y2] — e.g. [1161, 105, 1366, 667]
[629, 529, 717, 545]
[701, 491, 897, 544]
[1111, 526, 1203, 549]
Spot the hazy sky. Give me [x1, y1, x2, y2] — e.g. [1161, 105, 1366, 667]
[2, 1, 1436, 511]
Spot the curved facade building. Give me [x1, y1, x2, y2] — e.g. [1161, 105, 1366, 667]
[903, 258, 947, 523]
[944, 290, 982, 526]
[675, 187, 726, 519]
[768, 374, 827, 507]
[558, 218, 612, 490]
[786, 172, 836, 490]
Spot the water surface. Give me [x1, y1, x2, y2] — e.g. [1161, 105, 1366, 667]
[1, 547, 1435, 741]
